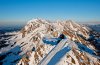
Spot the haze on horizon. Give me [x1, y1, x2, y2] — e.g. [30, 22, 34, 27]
[0, 0, 100, 25]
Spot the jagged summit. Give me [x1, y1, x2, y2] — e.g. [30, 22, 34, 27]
[27, 18, 50, 24]
[0, 18, 100, 65]
[21, 18, 89, 38]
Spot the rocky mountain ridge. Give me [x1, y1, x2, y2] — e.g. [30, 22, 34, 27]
[0, 18, 100, 65]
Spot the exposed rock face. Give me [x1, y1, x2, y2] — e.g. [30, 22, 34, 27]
[0, 18, 100, 65]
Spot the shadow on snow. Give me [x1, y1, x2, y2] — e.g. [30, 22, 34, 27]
[75, 42, 96, 55]
[0, 45, 22, 65]
[47, 46, 71, 65]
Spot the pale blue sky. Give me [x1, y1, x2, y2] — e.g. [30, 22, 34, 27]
[0, 0, 100, 25]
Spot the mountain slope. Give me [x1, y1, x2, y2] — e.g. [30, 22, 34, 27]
[0, 18, 100, 65]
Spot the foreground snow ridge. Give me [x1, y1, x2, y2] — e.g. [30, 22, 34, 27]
[39, 39, 67, 65]
[0, 18, 100, 65]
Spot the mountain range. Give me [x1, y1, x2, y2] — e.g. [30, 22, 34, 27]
[0, 18, 100, 65]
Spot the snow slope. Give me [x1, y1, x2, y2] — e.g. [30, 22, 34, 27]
[39, 39, 67, 65]
[0, 18, 100, 65]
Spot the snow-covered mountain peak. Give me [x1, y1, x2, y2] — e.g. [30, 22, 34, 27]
[27, 18, 49, 25]
[0, 18, 100, 65]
